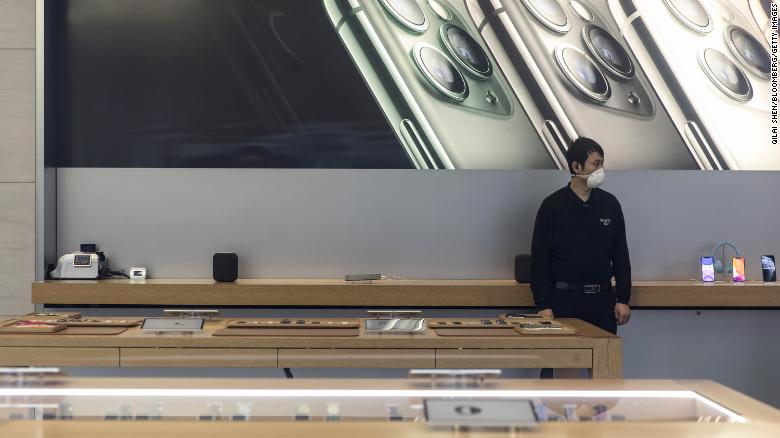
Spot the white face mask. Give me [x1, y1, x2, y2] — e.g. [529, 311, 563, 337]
[574, 168, 605, 189]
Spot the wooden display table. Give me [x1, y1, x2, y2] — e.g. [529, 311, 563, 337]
[31, 279, 780, 308]
[0, 378, 778, 437]
[0, 318, 621, 378]
[4, 418, 778, 438]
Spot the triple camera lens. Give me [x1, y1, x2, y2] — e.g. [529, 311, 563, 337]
[699, 48, 752, 101]
[440, 24, 492, 78]
[413, 43, 468, 101]
[582, 25, 634, 79]
[555, 44, 610, 102]
[380, 0, 429, 33]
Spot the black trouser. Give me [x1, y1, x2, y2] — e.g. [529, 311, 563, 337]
[540, 283, 617, 379]
[549, 283, 618, 335]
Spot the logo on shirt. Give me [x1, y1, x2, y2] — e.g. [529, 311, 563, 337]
[600, 218, 612, 226]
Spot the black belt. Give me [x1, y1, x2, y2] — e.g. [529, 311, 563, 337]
[554, 281, 610, 294]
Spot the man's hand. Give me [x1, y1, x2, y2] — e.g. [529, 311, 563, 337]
[537, 308, 554, 319]
[615, 303, 631, 325]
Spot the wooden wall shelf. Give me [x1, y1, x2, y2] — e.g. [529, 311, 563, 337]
[31, 279, 780, 308]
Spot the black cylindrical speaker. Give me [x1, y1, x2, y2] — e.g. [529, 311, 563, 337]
[213, 252, 238, 282]
[514, 254, 531, 283]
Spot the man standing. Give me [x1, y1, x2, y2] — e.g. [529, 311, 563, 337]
[531, 138, 632, 340]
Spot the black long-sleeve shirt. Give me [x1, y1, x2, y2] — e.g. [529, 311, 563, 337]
[530, 185, 631, 311]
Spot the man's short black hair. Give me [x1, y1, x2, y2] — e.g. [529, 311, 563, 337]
[566, 137, 604, 174]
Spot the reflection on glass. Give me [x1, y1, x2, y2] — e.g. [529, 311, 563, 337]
[555, 45, 610, 102]
[413, 44, 469, 101]
[584, 25, 634, 78]
[0, 381, 747, 423]
[700, 48, 752, 101]
[441, 25, 493, 78]
[727, 27, 770, 78]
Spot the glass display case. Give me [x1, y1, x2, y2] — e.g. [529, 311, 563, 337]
[0, 371, 748, 424]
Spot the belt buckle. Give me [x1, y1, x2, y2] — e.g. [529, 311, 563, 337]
[583, 284, 600, 294]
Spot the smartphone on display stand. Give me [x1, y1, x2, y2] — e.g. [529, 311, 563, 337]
[761, 255, 776, 283]
[732, 256, 746, 282]
[700, 256, 715, 282]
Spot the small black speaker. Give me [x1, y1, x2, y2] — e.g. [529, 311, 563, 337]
[514, 254, 531, 283]
[213, 252, 238, 282]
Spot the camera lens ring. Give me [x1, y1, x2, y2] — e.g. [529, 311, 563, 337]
[581, 24, 634, 79]
[439, 24, 493, 79]
[554, 43, 611, 103]
[412, 43, 469, 102]
[428, 0, 452, 21]
[569, 0, 593, 22]
[724, 25, 770, 79]
[662, 0, 713, 34]
[379, 0, 429, 33]
[698, 48, 753, 102]
[520, 0, 571, 34]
